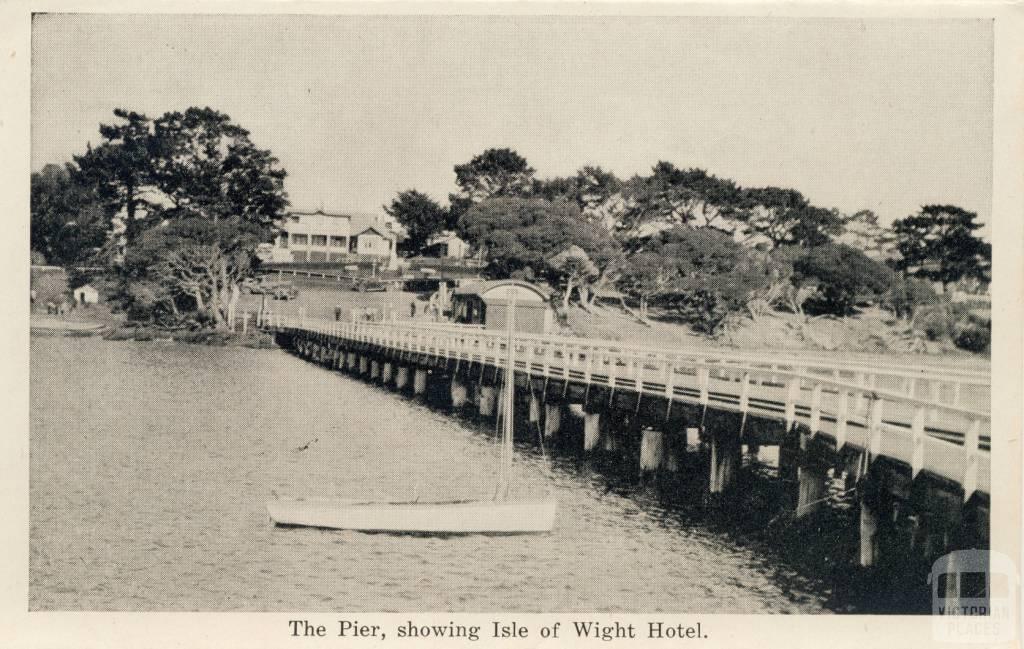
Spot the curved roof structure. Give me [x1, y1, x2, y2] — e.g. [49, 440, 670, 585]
[452, 279, 551, 301]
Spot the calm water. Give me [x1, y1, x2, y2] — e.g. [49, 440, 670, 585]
[30, 335, 830, 612]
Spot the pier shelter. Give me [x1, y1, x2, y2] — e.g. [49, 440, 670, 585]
[452, 280, 554, 334]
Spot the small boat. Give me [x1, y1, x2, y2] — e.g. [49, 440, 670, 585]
[267, 293, 557, 535]
[266, 497, 557, 534]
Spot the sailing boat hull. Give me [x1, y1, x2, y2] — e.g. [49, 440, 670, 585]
[267, 497, 557, 534]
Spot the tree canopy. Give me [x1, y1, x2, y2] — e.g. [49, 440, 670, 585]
[384, 190, 448, 256]
[620, 227, 776, 333]
[449, 148, 535, 228]
[30, 163, 108, 266]
[70, 107, 289, 328]
[459, 196, 611, 282]
[72, 109, 158, 245]
[891, 205, 990, 291]
[792, 243, 894, 316]
[618, 163, 745, 245]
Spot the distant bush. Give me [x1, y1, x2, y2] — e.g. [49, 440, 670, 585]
[792, 243, 893, 316]
[30, 267, 70, 306]
[883, 275, 938, 321]
[650, 228, 775, 334]
[915, 304, 952, 341]
[953, 319, 990, 353]
[913, 301, 990, 353]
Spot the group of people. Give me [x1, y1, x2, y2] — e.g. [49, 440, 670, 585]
[337, 305, 387, 322]
[31, 289, 91, 316]
[409, 299, 443, 321]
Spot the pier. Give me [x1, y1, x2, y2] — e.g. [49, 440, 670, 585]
[263, 314, 990, 571]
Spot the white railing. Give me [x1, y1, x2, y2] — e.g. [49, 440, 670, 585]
[265, 315, 991, 498]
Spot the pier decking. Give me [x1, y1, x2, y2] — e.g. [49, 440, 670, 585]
[261, 314, 991, 573]
[263, 315, 990, 499]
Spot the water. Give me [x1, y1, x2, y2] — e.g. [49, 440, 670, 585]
[30, 335, 831, 612]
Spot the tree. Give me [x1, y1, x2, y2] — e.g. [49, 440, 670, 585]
[792, 243, 894, 316]
[72, 109, 158, 248]
[618, 163, 744, 247]
[141, 107, 288, 327]
[31, 163, 108, 266]
[122, 217, 267, 325]
[616, 250, 677, 321]
[741, 187, 843, 248]
[89, 107, 288, 328]
[891, 205, 990, 292]
[882, 275, 938, 323]
[150, 107, 287, 228]
[449, 148, 535, 227]
[384, 190, 447, 256]
[837, 209, 896, 258]
[459, 196, 609, 281]
[617, 227, 775, 333]
[547, 245, 599, 310]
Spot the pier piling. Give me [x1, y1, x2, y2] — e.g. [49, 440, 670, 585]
[583, 412, 601, 451]
[479, 385, 496, 417]
[413, 368, 428, 396]
[640, 427, 665, 472]
[544, 403, 562, 439]
[450, 380, 469, 409]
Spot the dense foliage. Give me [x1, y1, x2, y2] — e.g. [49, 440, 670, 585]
[458, 196, 613, 281]
[36, 128, 992, 352]
[378, 148, 991, 348]
[791, 244, 894, 316]
[30, 163, 108, 266]
[35, 107, 289, 328]
[891, 205, 990, 291]
[384, 190, 449, 256]
[648, 228, 777, 333]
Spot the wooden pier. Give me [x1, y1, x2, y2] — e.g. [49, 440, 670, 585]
[263, 314, 991, 570]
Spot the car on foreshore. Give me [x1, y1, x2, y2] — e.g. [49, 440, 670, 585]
[352, 278, 389, 293]
[271, 284, 299, 300]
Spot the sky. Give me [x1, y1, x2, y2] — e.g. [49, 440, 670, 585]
[32, 14, 993, 235]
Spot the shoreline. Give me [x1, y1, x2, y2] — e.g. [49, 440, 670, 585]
[30, 310, 278, 349]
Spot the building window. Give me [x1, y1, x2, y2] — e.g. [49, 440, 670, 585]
[291, 234, 308, 245]
[311, 235, 327, 247]
[289, 216, 300, 223]
[278, 235, 288, 249]
[329, 236, 346, 248]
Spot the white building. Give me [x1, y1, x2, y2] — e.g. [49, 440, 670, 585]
[269, 210, 400, 264]
[424, 230, 471, 258]
[73, 284, 100, 305]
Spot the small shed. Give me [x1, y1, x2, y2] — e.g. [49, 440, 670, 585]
[73, 284, 99, 305]
[452, 279, 554, 334]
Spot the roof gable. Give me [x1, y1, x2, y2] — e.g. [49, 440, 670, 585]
[355, 226, 395, 239]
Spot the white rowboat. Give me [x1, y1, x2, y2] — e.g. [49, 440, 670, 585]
[267, 291, 557, 535]
[267, 497, 557, 534]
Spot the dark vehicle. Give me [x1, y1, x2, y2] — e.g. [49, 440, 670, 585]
[352, 278, 389, 293]
[271, 284, 299, 300]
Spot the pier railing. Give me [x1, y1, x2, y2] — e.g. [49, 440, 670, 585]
[264, 315, 991, 499]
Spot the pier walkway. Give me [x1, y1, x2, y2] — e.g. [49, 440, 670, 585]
[262, 314, 990, 500]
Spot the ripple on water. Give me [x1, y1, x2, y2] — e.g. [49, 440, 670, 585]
[30, 336, 830, 612]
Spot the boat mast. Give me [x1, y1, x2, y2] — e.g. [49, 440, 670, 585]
[496, 292, 517, 500]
